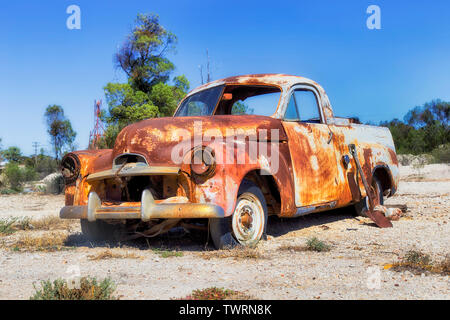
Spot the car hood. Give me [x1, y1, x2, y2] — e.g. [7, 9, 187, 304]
[112, 115, 287, 166]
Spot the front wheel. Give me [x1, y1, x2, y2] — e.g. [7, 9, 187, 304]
[209, 180, 268, 249]
[80, 220, 124, 241]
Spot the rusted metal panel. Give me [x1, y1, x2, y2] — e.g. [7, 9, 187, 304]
[282, 122, 341, 207]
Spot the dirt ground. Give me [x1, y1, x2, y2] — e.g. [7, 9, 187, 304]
[0, 164, 449, 300]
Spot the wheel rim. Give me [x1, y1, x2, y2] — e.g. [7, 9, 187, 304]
[231, 193, 265, 246]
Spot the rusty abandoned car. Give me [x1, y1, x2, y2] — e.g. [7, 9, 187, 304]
[60, 74, 399, 249]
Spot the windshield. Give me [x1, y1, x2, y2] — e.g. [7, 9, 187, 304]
[174, 85, 223, 117]
[174, 84, 281, 117]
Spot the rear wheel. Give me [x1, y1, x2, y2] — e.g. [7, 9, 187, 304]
[354, 176, 383, 217]
[80, 220, 124, 241]
[209, 180, 268, 249]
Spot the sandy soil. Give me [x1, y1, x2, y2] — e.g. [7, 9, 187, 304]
[0, 164, 448, 300]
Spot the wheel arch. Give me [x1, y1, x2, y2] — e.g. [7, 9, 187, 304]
[372, 164, 395, 197]
[240, 169, 282, 216]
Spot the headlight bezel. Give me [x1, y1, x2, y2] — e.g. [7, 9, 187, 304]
[190, 146, 216, 179]
[60, 153, 81, 184]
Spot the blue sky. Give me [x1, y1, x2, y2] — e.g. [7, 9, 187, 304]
[1, 0, 449, 156]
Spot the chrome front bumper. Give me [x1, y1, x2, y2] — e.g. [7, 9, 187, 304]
[60, 189, 225, 221]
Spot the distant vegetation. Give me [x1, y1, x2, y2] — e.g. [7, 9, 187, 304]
[0, 145, 59, 193]
[0, 104, 74, 193]
[378, 100, 449, 163]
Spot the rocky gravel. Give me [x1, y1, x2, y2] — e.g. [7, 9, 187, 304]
[0, 164, 448, 300]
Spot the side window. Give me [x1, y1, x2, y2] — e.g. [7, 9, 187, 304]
[294, 90, 321, 123]
[285, 95, 300, 121]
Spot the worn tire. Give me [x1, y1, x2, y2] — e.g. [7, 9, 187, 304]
[80, 220, 124, 241]
[209, 180, 268, 249]
[354, 176, 384, 217]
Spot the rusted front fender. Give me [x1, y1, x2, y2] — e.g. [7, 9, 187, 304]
[186, 140, 296, 217]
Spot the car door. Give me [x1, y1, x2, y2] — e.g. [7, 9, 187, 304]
[281, 85, 340, 209]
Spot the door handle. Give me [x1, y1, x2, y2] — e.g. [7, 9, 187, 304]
[327, 130, 333, 144]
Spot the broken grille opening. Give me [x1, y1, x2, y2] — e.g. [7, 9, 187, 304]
[104, 175, 177, 203]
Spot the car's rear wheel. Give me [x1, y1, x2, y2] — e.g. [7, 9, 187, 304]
[209, 180, 268, 249]
[80, 220, 124, 241]
[354, 176, 383, 217]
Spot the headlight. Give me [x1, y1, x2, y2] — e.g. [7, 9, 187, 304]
[61, 153, 81, 184]
[190, 146, 216, 178]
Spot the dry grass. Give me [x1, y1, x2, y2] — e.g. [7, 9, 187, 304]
[177, 287, 254, 300]
[278, 244, 308, 252]
[21, 216, 74, 231]
[1, 216, 74, 235]
[199, 246, 269, 261]
[9, 232, 69, 252]
[389, 250, 450, 276]
[88, 249, 143, 261]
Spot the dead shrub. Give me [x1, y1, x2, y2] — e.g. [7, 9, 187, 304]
[278, 244, 307, 252]
[200, 246, 268, 261]
[178, 287, 253, 300]
[28, 216, 73, 231]
[11, 232, 69, 252]
[390, 250, 450, 276]
[88, 249, 142, 261]
[30, 277, 117, 300]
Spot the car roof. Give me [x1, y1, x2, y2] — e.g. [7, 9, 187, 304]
[186, 73, 326, 96]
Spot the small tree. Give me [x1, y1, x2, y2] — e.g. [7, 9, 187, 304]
[2, 146, 22, 163]
[44, 105, 77, 161]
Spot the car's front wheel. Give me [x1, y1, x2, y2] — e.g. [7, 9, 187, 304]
[209, 180, 268, 249]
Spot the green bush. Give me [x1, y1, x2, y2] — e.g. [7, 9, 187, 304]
[30, 277, 117, 300]
[2, 163, 38, 191]
[0, 217, 18, 235]
[306, 237, 331, 252]
[4, 163, 24, 191]
[431, 144, 450, 164]
[23, 166, 38, 182]
[0, 188, 19, 195]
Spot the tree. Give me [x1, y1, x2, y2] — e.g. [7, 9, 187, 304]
[100, 13, 190, 148]
[115, 13, 177, 92]
[44, 105, 77, 161]
[2, 146, 22, 163]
